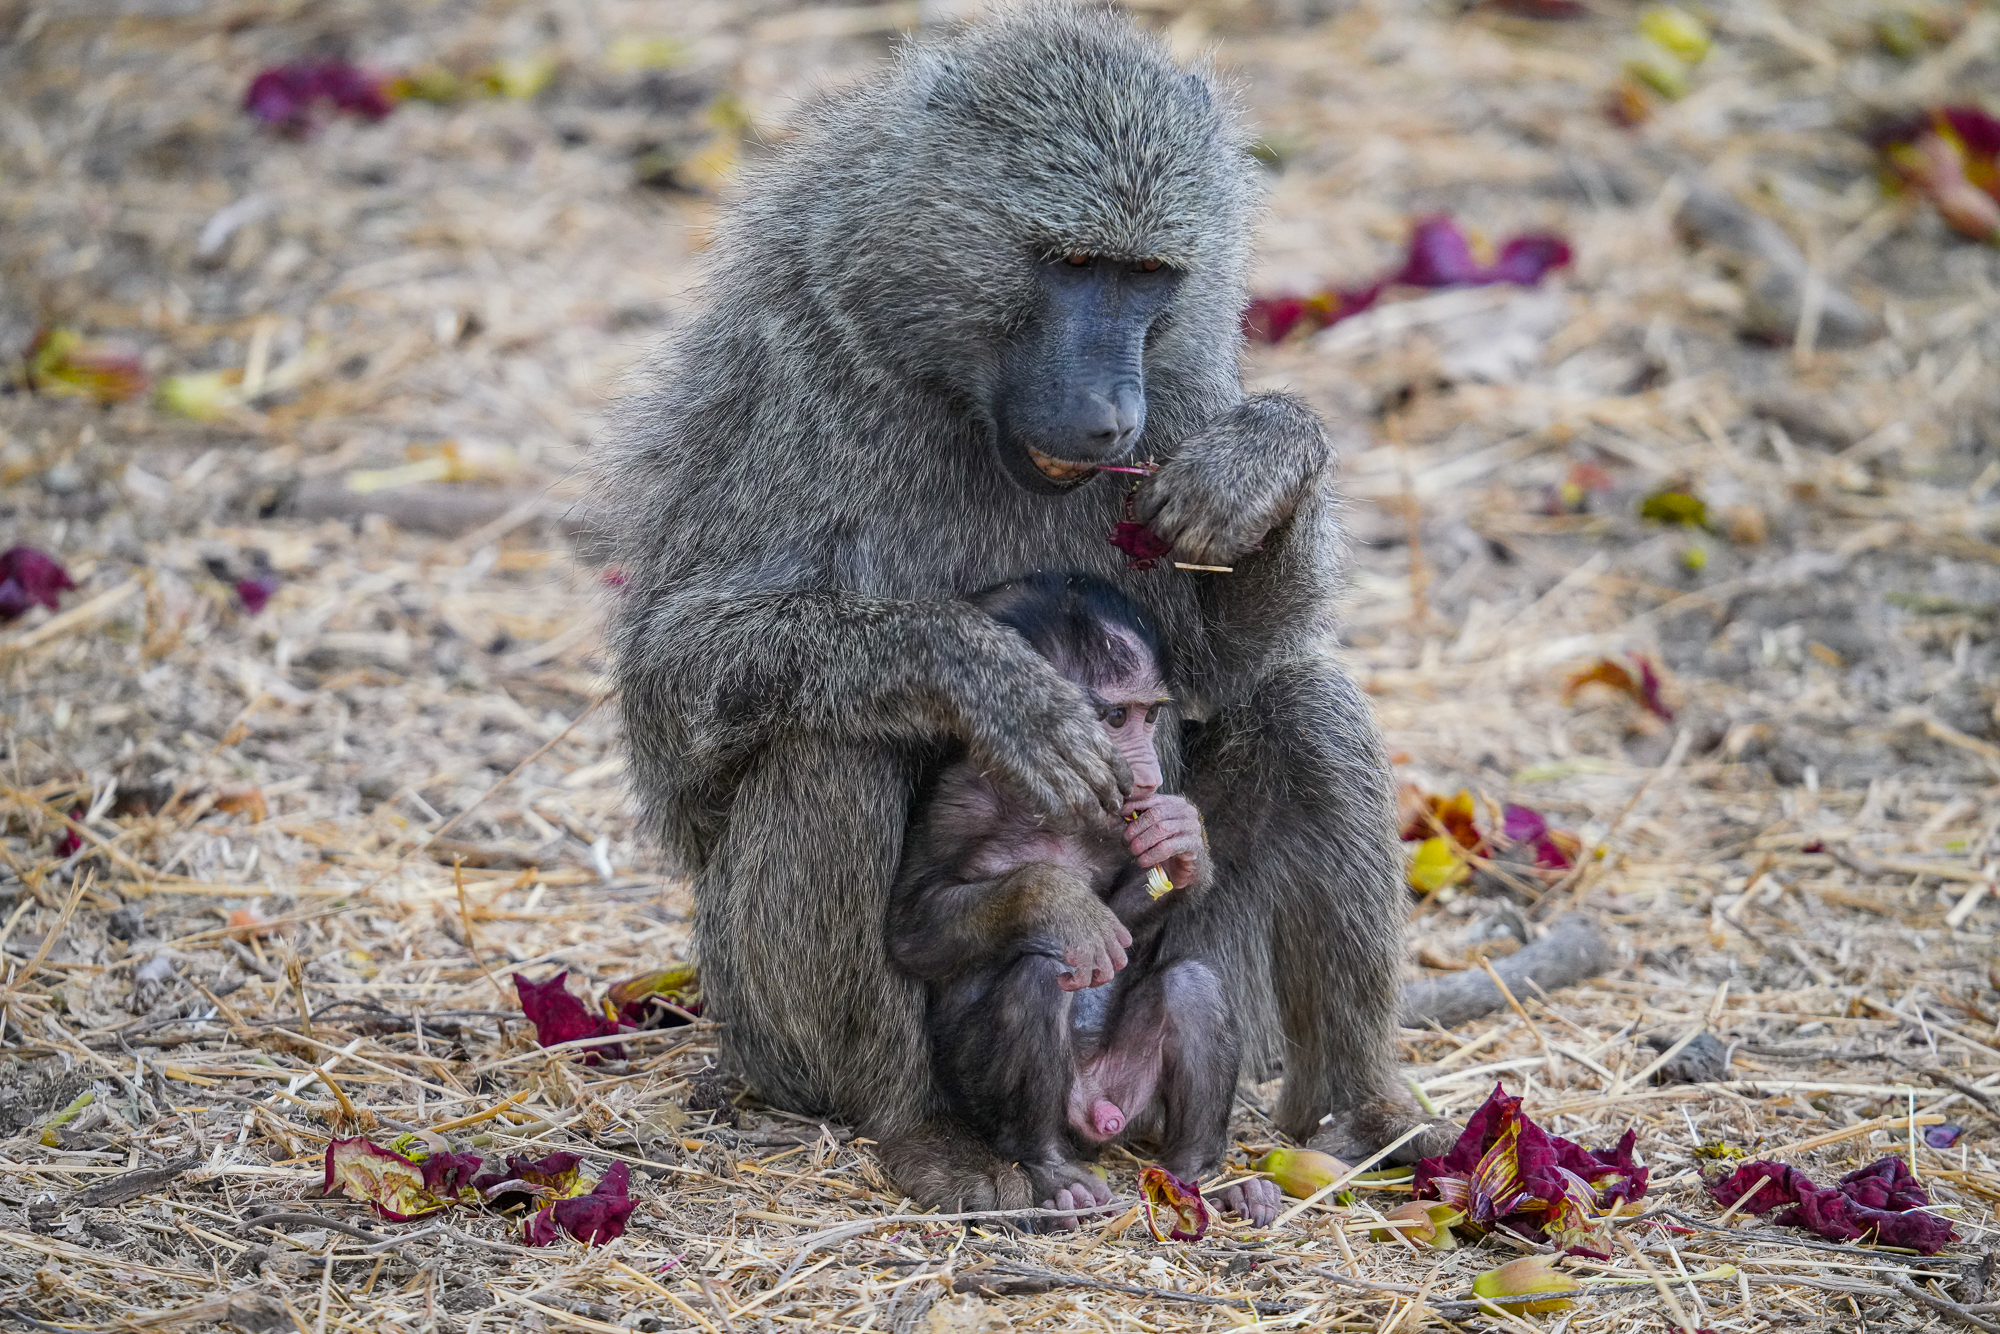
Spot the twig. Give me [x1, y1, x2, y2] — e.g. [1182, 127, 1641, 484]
[1884, 1272, 2000, 1333]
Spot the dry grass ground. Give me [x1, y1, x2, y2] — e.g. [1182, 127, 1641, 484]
[2, 1, 1997, 1330]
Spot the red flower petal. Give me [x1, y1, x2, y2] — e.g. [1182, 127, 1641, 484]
[1709, 1157, 1953, 1254]
[513, 971, 626, 1062]
[0, 546, 74, 623]
[1109, 521, 1174, 571]
[522, 1161, 635, 1246]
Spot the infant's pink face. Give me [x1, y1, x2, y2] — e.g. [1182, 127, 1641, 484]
[1088, 632, 1169, 810]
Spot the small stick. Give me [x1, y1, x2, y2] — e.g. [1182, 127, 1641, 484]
[1620, 1232, 1699, 1334]
[1711, 1174, 1771, 1228]
[455, 857, 510, 1007]
[1171, 562, 1233, 573]
[2, 869, 91, 994]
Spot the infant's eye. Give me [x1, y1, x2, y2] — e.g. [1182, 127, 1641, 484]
[1065, 252, 1092, 266]
[1137, 258, 1162, 273]
[1144, 703, 1163, 724]
[1103, 707, 1128, 727]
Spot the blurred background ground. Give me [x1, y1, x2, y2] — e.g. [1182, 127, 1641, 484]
[2, 1, 1998, 1330]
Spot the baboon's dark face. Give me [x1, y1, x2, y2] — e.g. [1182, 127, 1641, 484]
[989, 253, 1183, 494]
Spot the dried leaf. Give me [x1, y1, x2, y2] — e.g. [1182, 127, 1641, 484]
[1138, 1165, 1210, 1242]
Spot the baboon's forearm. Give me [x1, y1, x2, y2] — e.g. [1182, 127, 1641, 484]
[615, 589, 1040, 747]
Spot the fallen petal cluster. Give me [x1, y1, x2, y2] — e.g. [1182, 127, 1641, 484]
[1708, 1157, 1954, 1254]
[1414, 1083, 1647, 1257]
[325, 1139, 633, 1244]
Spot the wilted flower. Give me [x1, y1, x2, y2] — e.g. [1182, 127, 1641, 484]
[0, 546, 75, 623]
[522, 1161, 635, 1246]
[1138, 1165, 1210, 1242]
[324, 1137, 484, 1220]
[1871, 107, 2000, 245]
[1708, 1157, 1954, 1253]
[1501, 804, 1580, 871]
[1562, 654, 1673, 722]
[473, 1150, 586, 1210]
[514, 970, 627, 1062]
[24, 328, 148, 405]
[1471, 1255, 1582, 1315]
[606, 962, 703, 1027]
[156, 370, 245, 422]
[1409, 837, 1471, 894]
[1369, 1200, 1463, 1249]
[1254, 1147, 1350, 1199]
[245, 60, 395, 136]
[1414, 1083, 1647, 1257]
[1399, 787, 1483, 851]
[1244, 216, 1570, 344]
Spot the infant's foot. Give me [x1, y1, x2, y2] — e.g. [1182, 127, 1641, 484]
[1214, 1176, 1284, 1228]
[1026, 1162, 1114, 1233]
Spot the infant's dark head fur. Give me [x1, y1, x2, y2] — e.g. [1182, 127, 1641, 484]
[971, 573, 1167, 690]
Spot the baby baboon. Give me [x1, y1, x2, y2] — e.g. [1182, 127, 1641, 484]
[597, 5, 1453, 1211]
[889, 574, 1281, 1227]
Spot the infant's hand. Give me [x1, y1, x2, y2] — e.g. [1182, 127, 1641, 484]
[1038, 893, 1133, 990]
[1122, 795, 1207, 893]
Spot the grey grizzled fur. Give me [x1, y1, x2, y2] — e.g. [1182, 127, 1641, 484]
[593, 3, 1452, 1208]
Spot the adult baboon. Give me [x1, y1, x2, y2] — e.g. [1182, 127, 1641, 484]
[597, 4, 1452, 1209]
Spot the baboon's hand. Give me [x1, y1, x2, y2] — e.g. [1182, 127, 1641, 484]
[1123, 793, 1207, 893]
[957, 652, 1130, 822]
[1030, 884, 1132, 990]
[1136, 393, 1330, 566]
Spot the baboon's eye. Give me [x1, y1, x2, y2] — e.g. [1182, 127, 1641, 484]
[1137, 258, 1162, 273]
[1064, 252, 1091, 266]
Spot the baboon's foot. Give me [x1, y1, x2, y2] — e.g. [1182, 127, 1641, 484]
[875, 1120, 1035, 1214]
[1024, 1160, 1113, 1233]
[1212, 1176, 1285, 1227]
[1309, 1100, 1460, 1167]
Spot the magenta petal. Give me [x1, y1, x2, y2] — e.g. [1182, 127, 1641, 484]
[236, 574, 279, 614]
[513, 971, 625, 1062]
[1926, 1124, 1964, 1150]
[1397, 215, 1484, 287]
[1501, 804, 1548, 844]
[524, 1162, 635, 1246]
[419, 1150, 487, 1200]
[0, 546, 76, 622]
[1487, 234, 1573, 285]
[1109, 521, 1174, 571]
[1942, 106, 2000, 158]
